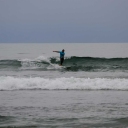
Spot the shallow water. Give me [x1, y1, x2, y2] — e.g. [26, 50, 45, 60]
[0, 90, 128, 128]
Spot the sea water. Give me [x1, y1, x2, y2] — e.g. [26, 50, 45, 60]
[0, 43, 128, 128]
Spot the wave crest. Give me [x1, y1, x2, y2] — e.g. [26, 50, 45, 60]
[0, 56, 128, 71]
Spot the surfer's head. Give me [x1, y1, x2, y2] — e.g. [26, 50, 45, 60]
[62, 49, 65, 52]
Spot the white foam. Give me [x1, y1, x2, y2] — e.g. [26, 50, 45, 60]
[0, 76, 128, 91]
[18, 55, 65, 70]
[19, 55, 51, 69]
[35, 55, 51, 62]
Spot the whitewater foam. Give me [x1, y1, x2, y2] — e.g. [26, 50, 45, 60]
[20, 56, 64, 70]
[19, 56, 51, 70]
[0, 76, 128, 91]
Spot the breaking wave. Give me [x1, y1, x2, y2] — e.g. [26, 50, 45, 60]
[0, 56, 128, 72]
[0, 76, 128, 91]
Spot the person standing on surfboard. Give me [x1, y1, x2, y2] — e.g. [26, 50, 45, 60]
[53, 49, 65, 66]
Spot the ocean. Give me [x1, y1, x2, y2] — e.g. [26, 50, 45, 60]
[0, 43, 128, 128]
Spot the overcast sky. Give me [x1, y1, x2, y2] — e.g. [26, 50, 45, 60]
[0, 0, 128, 43]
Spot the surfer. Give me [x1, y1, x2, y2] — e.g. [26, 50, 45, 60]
[53, 49, 65, 66]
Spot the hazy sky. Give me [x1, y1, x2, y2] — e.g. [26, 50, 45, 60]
[0, 0, 128, 43]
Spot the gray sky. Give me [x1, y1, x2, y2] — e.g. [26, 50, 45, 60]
[0, 0, 128, 43]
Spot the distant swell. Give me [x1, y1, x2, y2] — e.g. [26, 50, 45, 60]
[0, 76, 128, 91]
[0, 56, 128, 72]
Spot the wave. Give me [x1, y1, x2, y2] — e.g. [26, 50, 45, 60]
[0, 56, 128, 71]
[0, 76, 128, 91]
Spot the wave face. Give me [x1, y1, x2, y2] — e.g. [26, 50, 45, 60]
[0, 76, 128, 91]
[0, 56, 128, 72]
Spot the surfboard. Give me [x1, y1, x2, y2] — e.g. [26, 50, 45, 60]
[49, 63, 71, 70]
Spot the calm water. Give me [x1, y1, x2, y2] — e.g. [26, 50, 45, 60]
[0, 43, 128, 128]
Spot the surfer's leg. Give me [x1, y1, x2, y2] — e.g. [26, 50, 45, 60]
[60, 58, 64, 65]
[60, 58, 62, 66]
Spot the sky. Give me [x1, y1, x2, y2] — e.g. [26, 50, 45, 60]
[0, 0, 128, 43]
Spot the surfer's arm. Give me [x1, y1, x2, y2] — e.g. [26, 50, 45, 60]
[53, 51, 60, 53]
